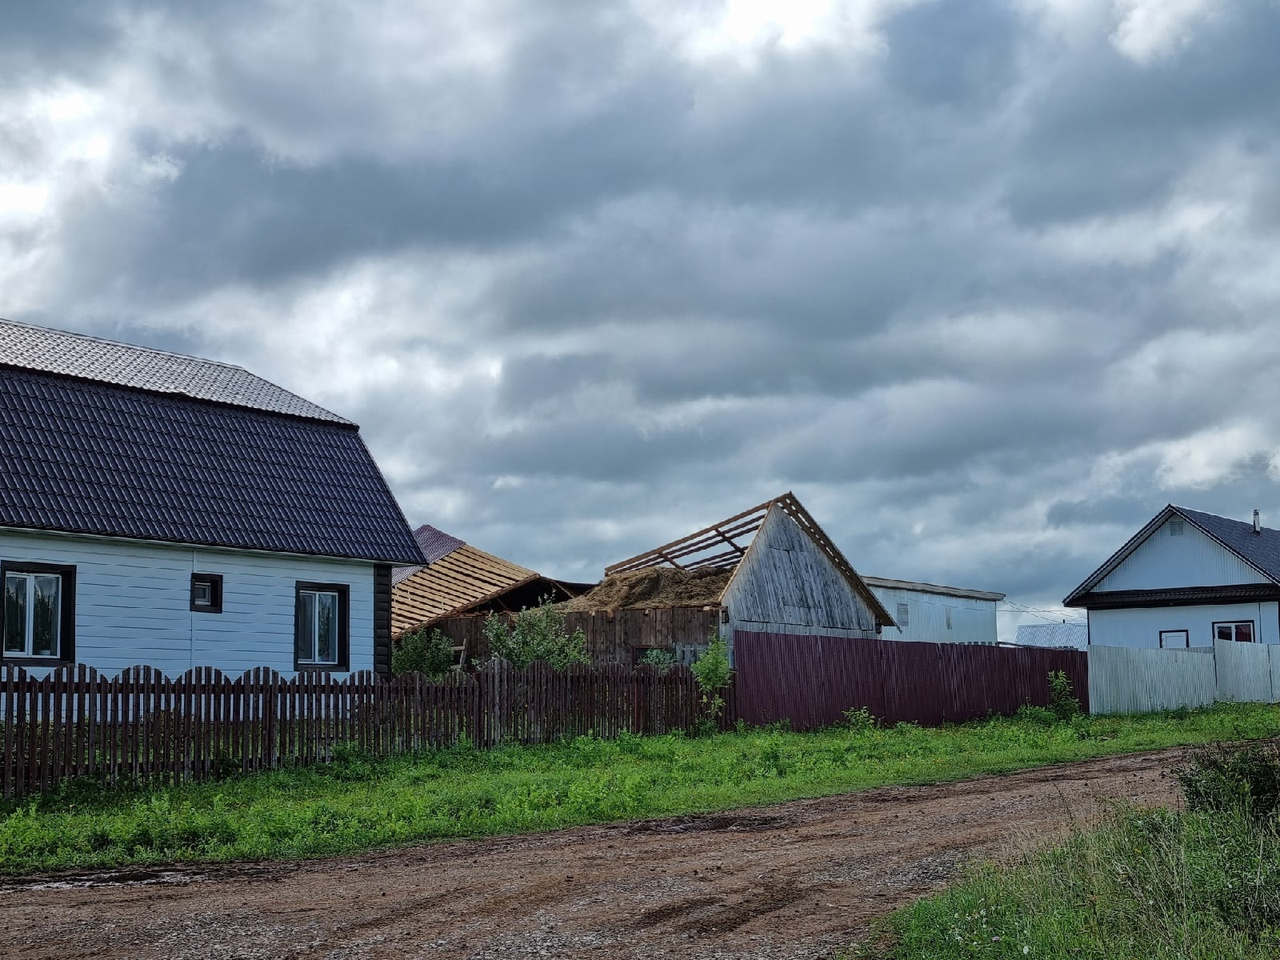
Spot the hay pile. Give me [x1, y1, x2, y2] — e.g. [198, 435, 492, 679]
[563, 567, 733, 612]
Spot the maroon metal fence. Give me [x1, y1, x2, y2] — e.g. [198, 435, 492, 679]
[733, 632, 1089, 730]
[0, 661, 712, 799]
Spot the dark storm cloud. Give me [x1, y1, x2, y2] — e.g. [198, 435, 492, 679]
[10, 0, 1280, 629]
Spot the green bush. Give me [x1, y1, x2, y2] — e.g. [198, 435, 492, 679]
[483, 597, 589, 670]
[638, 648, 677, 673]
[842, 706, 878, 733]
[1178, 741, 1280, 825]
[391, 627, 456, 678]
[690, 635, 731, 732]
[1048, 669, 1082, 721]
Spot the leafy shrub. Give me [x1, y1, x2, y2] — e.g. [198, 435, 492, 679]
[1048, 670, 1082, 721]
[842, 706, 878, 733]
[690, 635, 731, 733]
[1016, 703, 1059, 727]
[1178, 742, 1280, 825]
[638, 648, 677, 673]
[391, 627, 456, 678]
[483, 597, 589, 670]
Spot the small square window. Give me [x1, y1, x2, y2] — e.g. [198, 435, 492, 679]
[1160, 629, 1188, 649]
[1169, 519, 1186, 536]
[191, 573, 223, 614]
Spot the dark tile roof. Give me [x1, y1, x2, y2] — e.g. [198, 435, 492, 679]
[1176, 506, 1280, 581]
[391, 525, 466, 586]
[0, 318, 349, 424]
[414, 525, 466, 564]
[0, 366, 424, 563]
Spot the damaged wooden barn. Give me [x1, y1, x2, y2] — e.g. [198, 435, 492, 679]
[529, 493, 894, 665]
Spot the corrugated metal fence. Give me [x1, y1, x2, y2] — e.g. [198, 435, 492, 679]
[733, 632, 1088, 729]
[1088, 640, 1280, 714]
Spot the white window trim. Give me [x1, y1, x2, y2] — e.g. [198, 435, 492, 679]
[4, 571, 62, 659]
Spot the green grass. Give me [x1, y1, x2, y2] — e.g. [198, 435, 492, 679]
[861, 747, 1280, 959]
[2, 702, 1279, 876]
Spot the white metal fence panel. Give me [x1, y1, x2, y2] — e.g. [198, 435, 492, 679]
[1088, 645, 1217, 715]
[1269, 647, 1280, 704]
[1213, 640, 1275, 703]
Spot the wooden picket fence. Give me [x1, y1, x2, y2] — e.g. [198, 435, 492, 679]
[0, 661, 715, 799]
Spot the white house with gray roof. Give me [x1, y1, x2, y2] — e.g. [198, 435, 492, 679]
[1064, 505, 1280, 648]
[0, 319, 424, 678]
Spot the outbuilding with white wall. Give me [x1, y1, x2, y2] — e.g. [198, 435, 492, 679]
[863, 577, 1004, 645]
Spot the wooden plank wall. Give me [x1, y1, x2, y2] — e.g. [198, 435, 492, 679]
[721, 508, 879, 637]
[429, 607, 725, 665]
[0, 661, 716, 800]
[733, 631, 1089, 730]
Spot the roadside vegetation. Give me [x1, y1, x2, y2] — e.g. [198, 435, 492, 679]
[858, 740, 1280, 959]
[1, 702, 1278, 876]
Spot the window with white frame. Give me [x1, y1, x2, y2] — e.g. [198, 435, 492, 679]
[2, 564, 75, 660]
[1160, 629, 1189, 649]
[295, 582, 349, 669]
[896, 602, 910, 628]
[1213, 620, 1254, 643]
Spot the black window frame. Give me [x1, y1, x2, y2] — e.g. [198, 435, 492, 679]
[1, 561, 76, 665]
[190, 573, 224, 614]
[294, 581, 350, 671]
[1212, 620, 1255, 643]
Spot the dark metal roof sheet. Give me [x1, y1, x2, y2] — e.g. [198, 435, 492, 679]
[1175, 506, 1280, 581]
[0, 318, 349, 424]
[391, 525, 467, 586]
[1070, 584, 1280, 610]
[0, 366, 424, 563]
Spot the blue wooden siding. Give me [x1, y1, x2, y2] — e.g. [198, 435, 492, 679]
[0, 529, 374, 676]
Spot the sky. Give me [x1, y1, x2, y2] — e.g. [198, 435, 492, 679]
[4, 0, 1280, 638]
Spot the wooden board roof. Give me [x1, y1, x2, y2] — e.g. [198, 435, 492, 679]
[391, 543, 540, 636]
[604, 492, 895, 628]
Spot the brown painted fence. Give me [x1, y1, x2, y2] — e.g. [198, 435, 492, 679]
[733, 633, 1089, 730]
[0, 661, 712, 800]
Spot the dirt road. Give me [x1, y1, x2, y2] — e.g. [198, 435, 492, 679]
[0, 749, 1186, 960]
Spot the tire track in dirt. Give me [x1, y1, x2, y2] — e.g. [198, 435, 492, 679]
[0, 748, 1188, 960]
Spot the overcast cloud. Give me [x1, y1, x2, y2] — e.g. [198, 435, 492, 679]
[5, 0, 1280, 636]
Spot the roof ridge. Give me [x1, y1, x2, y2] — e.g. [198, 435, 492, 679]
[0, 317, 351, 425]
[0, 317, 253, 375]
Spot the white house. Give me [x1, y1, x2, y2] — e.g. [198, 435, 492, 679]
[0, 319, 425, 677]
[862, 577, 1005, 645]
[1063, 505, 1280, 648]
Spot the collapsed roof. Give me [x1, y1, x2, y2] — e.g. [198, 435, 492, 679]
[590, 492, 894, 627]
[392, 525, 584, 635]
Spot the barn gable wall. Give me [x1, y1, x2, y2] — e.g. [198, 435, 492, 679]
[721, 506, 878, 642]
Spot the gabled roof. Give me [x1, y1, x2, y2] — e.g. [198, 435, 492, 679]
[604, 492, 895, 628]
[1063, 504, 1280, 607]
[0, 318, 349, 424]
[0, 321, 422, 564]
